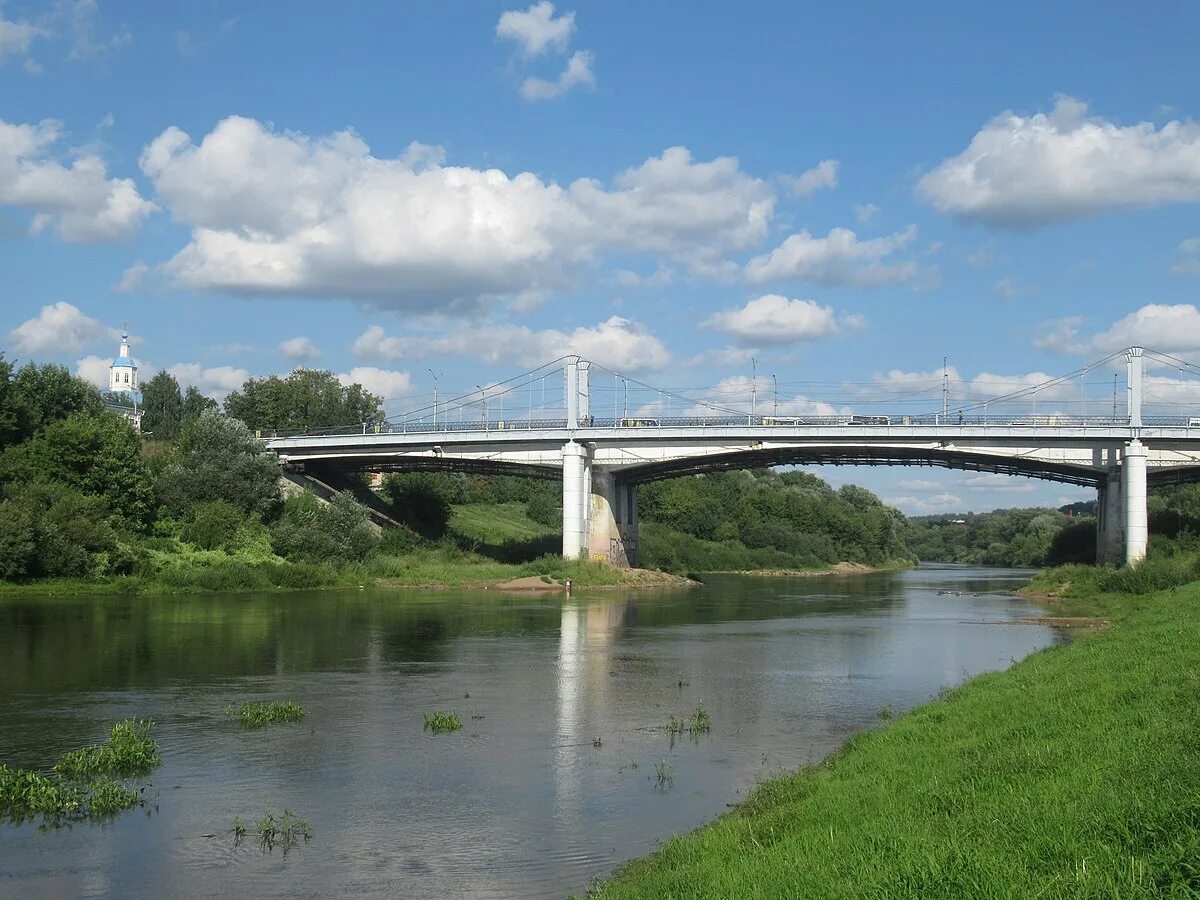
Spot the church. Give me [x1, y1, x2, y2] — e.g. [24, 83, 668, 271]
[104, 325, 144, 432]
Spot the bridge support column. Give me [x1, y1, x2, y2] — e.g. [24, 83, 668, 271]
[562, 441, 589, 560]
[1096, 470, 1123, 565]
[1122, 439, 1148, 566]
[588, 471, 639, 567]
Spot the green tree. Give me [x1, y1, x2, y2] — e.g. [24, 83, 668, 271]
[9, 363, 105, 443]
[181, 386, 217, 427]
[180, 500, 248, 551]
[224, 369, 383, 433]
[141, 372, 184, 440]
[0, 353, 18, 448]
[0, 483, 124, 580]
[380, 473, 453, 537]
[0, 412, 153, 526]
[159, 411, 280, 519]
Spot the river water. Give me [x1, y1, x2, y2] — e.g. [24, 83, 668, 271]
[0, 565, 1056, 899]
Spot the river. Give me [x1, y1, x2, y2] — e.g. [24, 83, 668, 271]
[0, 565, 1057, 899]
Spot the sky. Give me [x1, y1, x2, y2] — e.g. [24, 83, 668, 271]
[4, 0, 1200, 514]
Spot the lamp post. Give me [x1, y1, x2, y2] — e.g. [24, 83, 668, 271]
[428, 368, 442, 429]
[477, 385, 488, 427]
[751, 357, 758, 421]
[772, 373, 778, 418]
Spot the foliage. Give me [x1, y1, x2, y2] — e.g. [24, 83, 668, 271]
[180, 500, 248, 551]
[224, 368, 383, 433]
[591, 582, 1200, 898]
[0, 483, 127, 580]
[0, 412, 154, 526]
[226, 700, 306, 728]
[140, 371, 184, 440]
[53, 720, 160, 779]
[5, 362, 105, 446]
[270, 491, 379, 564]
[423, 711, 463, 733]
[182, 385, 217, 423]
[525, 492, 559, 527]
[159, 410, 280, 518]
[906, 507, 1094, 568]
[380, 473, 453, 537]
[255, 809, 312, 853]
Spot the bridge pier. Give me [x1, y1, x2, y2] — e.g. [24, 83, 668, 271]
[1096, 470, 1123, 565]
[588, 471, 639, 567]
[1123, 439, 1148, 565]
[562, 441, 589, 560]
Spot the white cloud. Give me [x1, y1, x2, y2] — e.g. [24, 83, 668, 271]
[966, 241, 1002, 268]
[918, 95, 1200, 228]
[854, 202, 878, 223]
[10, 301, 115, 354]
[520, 49, 595, 101]
[783, 160, 838, 197]
[744, 225, 920, 287]
[0, 117, 156, 241]
[74, 354, 110, 388]
[116, 261, 149, 292]
[354, 315, 670, 373]
[65, 0, 131, 61]
[279, 336, 319, 361]
[1033, 316, 1085, 353]
[140, 117, 772, 305]
[496, 1, 574, 57]
[167, 362, 250, 401]
[1172, 237, 1200, 275]
[884, 492, 963, 515]
[1055, 304, 1200, 356]
[613, 264, 674, 288]
[992, 275, 1033, 301]
[337, 367, 412, 400]
[682, 375, 842, 417]
[895, 479, 942, 491]
[963, 474, 1037, 494]
[701, 294, 864, 345]
[0, 11, 44, 64]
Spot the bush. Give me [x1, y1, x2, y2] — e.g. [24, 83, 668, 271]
[159, 411, 280, 519]
[525, 493, 560, 527]
[180, 501, 247, 552]
[1099, 555, 1198, 595]
[378, 525, 424, 555]
[0, 484, 120, 580]
[270, 491, 379, 565]
[380, 474, 452, 537]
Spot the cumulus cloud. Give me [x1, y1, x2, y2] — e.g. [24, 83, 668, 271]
[783, 160, 838, 197]
[520, 49, 595, 101]
[992, 275, 1033, 301]
[139, 117, 772, 306]
[279, 336, 319, 361]
[0, 117, 156, 241]
[895, 479, 942, 491]
[1040, 304, 1200, 357]
[963, 473, 1037, 494]
[116, 261, 149, 292]
[854, 202, 878, 223]
[682, 375, 842, 417]
[918, 96, 1200, 228]
[74, 354, 111, 388]
[10, 301, 116, 353]
[354, 315, 670, 373]
[337, 366, 412, 400]
[701, 294, 864, 345]
[0, 10, 44, 64]
[496, 1, 574, 57]
[167, 362, 250, 400]
[744, 225, 920, 287]
[884, 492, 963, 515]
[1172, 237, 1200, 275]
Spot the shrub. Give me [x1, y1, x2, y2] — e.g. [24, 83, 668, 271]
[159, 410, 280, 519]
[380, 473, 452, 537]
[180, 501, 247, 552]
[378, 525, 424, 555]
[0, 484, 120, 580]
[525, 493, 560, 527]
[1099, 555, 1197, 595]
[270, 491, 379, 564]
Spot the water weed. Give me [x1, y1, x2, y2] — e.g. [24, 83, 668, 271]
[257, 809, 311, 853]
[226, 701, 305, 729]
[54, 719, 160, 778]
[654, 759, 674, 790]
[423, 711, 463, 733]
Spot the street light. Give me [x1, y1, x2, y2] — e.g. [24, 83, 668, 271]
[477, 384, 488, 427]
[751, 357, 758, 420]
[772, 373, 778, 418]
[428, 368, 442, 429]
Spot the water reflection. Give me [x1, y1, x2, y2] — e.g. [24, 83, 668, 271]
[0, 566, 1054, 898]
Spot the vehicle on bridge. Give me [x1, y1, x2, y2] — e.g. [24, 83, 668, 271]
[848, 415, 891, 426]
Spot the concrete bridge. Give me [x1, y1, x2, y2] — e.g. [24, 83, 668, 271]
[267, 348, 1200, 568]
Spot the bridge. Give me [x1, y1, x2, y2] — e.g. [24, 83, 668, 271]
[267, 347, 1200, 568]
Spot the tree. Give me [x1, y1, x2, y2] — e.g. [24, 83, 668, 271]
[224, 369, 383, 433]
[0, 354, 18, 449]
[380, 473, 452, 537]
[158, 410, 280, 519]
[0, 483, 125, 580]
[181, 386, 217, 428]
[8, 362, 104, 443]
[0, 412, 154, 526]
[141, 372, 184, 440]
[270, 491, 379, 564]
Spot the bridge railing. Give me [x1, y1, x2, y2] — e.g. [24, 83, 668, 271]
[260, 412, 1200, 441]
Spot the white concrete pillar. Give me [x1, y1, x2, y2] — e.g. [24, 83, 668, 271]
[565, 358, 579, 429]
[562, 440, 587, 559]
[1122, 439, 1148, 565]
[587, 471, 638, 567]
[1096, 470, 1122, 565]
[1126, 347, 1144, 428]
[582, 444, 593, 551]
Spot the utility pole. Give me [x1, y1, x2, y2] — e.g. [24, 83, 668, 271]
[772, 373, 778, 418]
[477, 385, 487, 427]
[622, 378, 628, 420]
[428, 369, 441, 428]
[1113, 374, 1118, 419]
[751, 357, 758, 420]
[942, 356, 949, 421]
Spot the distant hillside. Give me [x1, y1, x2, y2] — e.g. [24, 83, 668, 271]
[906, 507, 1095, 567]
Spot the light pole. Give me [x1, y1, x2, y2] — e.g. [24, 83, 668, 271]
[772, 373, 778, 418]
[428, 368, 442, 428]
[477, 385, 488, 427]
[622, 378, 628, 420]
[751, 357, 758, 420]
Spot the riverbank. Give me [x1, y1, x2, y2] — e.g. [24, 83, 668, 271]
[699, 560, 913, 579]
[590, 579, 1200, 897]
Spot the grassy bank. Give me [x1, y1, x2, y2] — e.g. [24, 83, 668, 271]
[591, 580, 1200, 897]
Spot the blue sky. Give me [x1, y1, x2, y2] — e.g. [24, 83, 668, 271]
[4, 0, 1200, 513]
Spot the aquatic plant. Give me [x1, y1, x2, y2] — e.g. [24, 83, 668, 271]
[257, 808, 311, 853]
[53, 719, 160, 779]
[86, 778, 143, 817]
[689, 702, 712, 734]
[654, 759, 674, 790]
[226, 700, 306, 729]
[423, 711, 463, 733]
[233, 815, 247, 839]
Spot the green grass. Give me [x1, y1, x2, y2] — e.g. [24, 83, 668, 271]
[53, 719, 160, 779]
[226, 700, 306, 729]
[255, 809, 311, 853]
[450, 502, 557, 542]
[591, 582, 1200, 898]
[423, 711, 463, 733]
